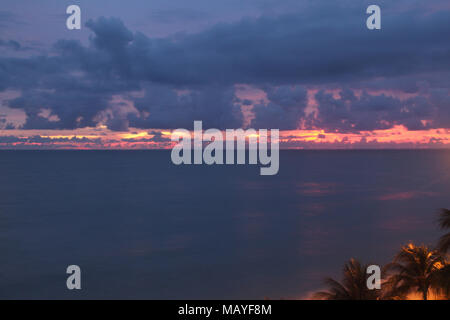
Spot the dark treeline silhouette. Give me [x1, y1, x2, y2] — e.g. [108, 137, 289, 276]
[313, 208, 450, 300]
[312, 258, 379, 300]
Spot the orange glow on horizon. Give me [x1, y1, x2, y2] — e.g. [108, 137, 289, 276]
[1, 125, 450, 149]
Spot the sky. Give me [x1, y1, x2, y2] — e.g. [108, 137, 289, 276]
[0, 0, 450, 149]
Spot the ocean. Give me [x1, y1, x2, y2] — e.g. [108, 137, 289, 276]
[0, 150, 449, 299]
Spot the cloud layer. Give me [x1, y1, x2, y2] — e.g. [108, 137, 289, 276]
[0, 1, 449, 133]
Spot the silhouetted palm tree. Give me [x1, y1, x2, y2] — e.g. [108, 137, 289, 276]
[433, 264, 450, 299]
[434, 208, 450, 298]
[313, 258, 379, 300]
[437, 208, 450, 254]
[383, 243, 445, 300]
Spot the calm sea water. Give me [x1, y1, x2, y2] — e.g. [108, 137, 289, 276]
[0, 150, 449, 299]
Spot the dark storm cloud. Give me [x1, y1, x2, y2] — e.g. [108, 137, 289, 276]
[129, 85, 243, 129]
[311, 89, 434, 132]
[0, 17, 245, 130]
[113, 6, 450, 86]
[0, 1, 449, 131]
[0, 39, 21, 50]
[251, 85, 307, 129]
[147, 130, 171, 142]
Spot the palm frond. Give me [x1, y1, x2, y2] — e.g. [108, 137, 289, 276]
[438, 208, 450, 229]
[437, 233, 450, 254]
[312, 259, 379, 300]
[382, 243, 446, 300]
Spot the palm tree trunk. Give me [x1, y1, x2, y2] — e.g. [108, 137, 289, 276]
[422, 289, 428, 300]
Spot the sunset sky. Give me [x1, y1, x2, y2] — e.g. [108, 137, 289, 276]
[1, 0, 450, 149]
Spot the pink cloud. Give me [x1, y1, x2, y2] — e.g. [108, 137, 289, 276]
[378, 191, 438, 201]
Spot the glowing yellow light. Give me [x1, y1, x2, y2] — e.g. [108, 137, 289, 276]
[121, 132, 149, 139]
